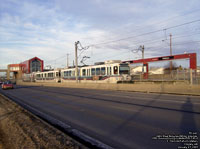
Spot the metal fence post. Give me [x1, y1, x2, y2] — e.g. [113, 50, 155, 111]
[176, 69, 179, 80]
[184, 70, 185, 80]
[190, 69, 193, 85]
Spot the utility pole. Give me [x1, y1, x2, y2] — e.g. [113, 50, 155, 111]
[75, 41, 79, 83]
[170, 34, 172, 73]
[67, 53, 69, 68]
[141, 45, 144, 61]
[140, 45, 145, 73]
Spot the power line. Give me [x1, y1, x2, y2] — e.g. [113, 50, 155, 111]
[90, 50, 131, 62]
[80, 8, 200, 42]
[88, 31, 200, 54]
[85, 19, 200, 47]
[83, 38, 200, 63]
[45, 55, 66, 63]
[127, 31, 200, 49]
[173, 40, 200, 46]
[146, 40, 200, 50]
[45, 21, 200, 66]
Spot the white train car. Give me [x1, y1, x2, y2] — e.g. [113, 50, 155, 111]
[34, 70, 61, 83]
[60, 67, 78, 82]
[61, 60, 131, 83]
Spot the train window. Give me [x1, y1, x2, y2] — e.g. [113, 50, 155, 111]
[45, 74, 47, 77]
[110, 67, 112, 75]
[96, 68, 100, 75]
[36, 74, 40, 78]
[91, 68, 95, 76]
[119, 64, 130, 74]
[101, 67, 105, 75]
[113, 66, 118, 75]
[48, 73, 53, 78]
[64, 71, 67, 77]
[82, 69, 86, 76]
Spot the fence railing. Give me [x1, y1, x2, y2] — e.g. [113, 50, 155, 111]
[132, 70, 200, 84]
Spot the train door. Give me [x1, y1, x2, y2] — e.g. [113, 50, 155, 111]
[56, 71, 61, 82]
[113, 66, 118, 75]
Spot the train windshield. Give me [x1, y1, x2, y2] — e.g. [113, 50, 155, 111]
[119, 64, 130, 74]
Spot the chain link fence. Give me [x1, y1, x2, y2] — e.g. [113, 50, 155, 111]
[132, 70, 200, 85]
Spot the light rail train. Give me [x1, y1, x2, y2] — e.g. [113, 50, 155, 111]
[27, 60, 132, 83]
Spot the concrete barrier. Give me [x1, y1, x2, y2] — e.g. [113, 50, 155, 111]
[16, 80, 200, 96]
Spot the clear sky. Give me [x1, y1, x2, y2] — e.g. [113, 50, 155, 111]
[0, 0, 200, 69]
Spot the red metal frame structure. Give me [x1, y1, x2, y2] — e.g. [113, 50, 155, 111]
[123, 53, 197, 79]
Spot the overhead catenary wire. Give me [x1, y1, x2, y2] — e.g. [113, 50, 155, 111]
[44, 19, 200, 67]
[45, 29, 200, 67]
[91, 40, 200, 63]
[45, 52, 74, 63]
[83, 30, 200, 57]
[80, 8, 200, 42]
[145, 40, 200, 51]
[85, 19, 200, 47]
[85, 37, 200, 60]
[127, 31, 200, 49]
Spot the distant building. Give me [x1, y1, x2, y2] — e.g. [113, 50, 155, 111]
[130, 66, 143, 75]
[20, 57, 44, 74]
[6, 57, 44, 80]
[7, 64, 25, 80]
[197, 66, 200, 73]
[131, 66, 165, 75]
[149, 67, 164, 74]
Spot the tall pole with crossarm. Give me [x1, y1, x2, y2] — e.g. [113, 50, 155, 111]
[170, 34, 172, 73]
[75, 41, 79, 83]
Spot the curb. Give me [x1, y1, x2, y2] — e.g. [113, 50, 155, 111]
[0, 92, 113, 149]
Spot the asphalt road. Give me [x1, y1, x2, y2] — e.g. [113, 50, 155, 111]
[0, 85, 200, 149]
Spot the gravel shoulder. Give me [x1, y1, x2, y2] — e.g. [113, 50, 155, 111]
[0, 93, 87, 149]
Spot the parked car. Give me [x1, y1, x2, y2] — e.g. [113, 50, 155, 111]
[1, 81, 14, 89]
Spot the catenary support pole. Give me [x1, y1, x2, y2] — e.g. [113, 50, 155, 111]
[75, 41, 79, 83]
